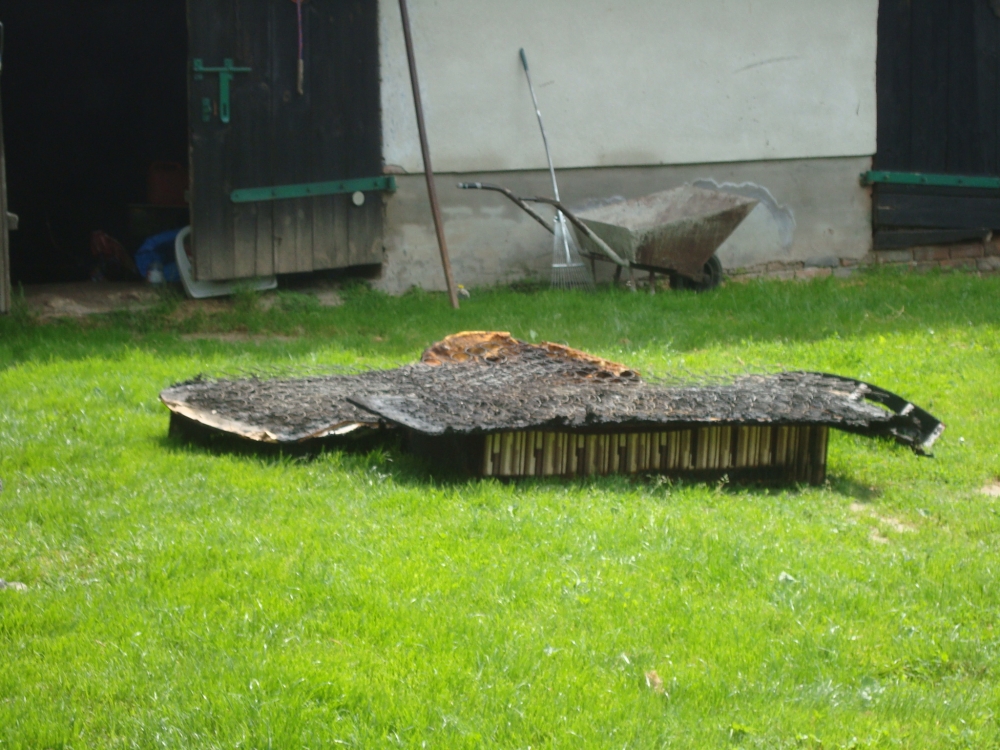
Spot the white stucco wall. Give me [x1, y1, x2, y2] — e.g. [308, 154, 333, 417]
[374, 157, 873, 294]
[380, 0, 879, 173]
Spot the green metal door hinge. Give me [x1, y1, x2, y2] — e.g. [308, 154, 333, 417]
[861, 170, 1000, 190]
[192, 58, 252, 124]
[230, 176, 397, 203]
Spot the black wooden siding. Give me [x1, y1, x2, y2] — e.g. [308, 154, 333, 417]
[0, 80, 9, 314]
[875, 0, 1000, 232]
[188, 0, 383, 281]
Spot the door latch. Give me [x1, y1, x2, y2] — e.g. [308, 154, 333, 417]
[192, 58, 251, 124]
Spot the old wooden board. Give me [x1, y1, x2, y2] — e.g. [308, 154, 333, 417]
[874, 2, 1000, 235]
[874, 228, 990, 250]
[875, 0, 912, 171]
[908, 0, 949, 173]
[0, 73, 9, 315]
[874, 187, 1000, 230]
[187, 0, 383, 282]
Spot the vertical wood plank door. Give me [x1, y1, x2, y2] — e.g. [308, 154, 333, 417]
[877, 0, 993, 176]
[0, 64, 10, 315]
[187, 0, 383, 281]
[872, 0, 1000, 234]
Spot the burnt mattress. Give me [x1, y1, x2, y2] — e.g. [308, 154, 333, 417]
[160, 332, 943, 453]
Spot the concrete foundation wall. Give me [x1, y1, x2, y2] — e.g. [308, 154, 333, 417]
[374, 156, 874, 294]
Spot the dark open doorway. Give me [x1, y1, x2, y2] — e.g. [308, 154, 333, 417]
[0, 0, 188, 283]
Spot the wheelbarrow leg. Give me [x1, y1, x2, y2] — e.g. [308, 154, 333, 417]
[648, 270, 656, 295]
[613, 265, 622, 285]
[628, 266, 637, 292]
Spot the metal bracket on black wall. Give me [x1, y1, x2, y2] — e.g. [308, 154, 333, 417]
[192, 58, 251, 124]
[230, 176, 397, 203]
[861, 170, 1000, 190]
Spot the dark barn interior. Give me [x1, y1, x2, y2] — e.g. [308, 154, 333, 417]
[0, 1, 188, 283]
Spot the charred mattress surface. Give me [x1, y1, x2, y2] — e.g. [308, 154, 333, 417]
[160, 332, 942, 453]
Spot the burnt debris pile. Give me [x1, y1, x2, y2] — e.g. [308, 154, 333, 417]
[161, 332, 943, 484]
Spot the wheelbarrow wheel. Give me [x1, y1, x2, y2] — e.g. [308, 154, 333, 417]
[670, 254, 723, 292]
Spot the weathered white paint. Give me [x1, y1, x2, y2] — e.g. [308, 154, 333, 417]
[380, 0, 878, 174]
[692, 179, 798, 269]
[693, 179, 796, 251]
[375, 156, 873, 294]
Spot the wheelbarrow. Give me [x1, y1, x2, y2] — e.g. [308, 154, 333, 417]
[458, 182, 758, 290]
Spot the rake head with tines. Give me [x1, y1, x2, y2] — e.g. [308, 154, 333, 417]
[551, 212, 594, 290]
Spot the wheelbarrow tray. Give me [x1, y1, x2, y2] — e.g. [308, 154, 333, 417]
[574, 185, 757, 279]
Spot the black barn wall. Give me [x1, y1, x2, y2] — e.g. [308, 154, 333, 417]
[0, 1, 187, 283]
[874, 0, 1000, 233]
[876, 0, 1000, 176]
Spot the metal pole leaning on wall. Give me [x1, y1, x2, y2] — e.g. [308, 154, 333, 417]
[398, 0, 459, 309]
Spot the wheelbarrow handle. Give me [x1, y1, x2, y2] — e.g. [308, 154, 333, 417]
[457, 181, 630, 268]
[457, 182, 554, 235]
[526, 196, 629, 267]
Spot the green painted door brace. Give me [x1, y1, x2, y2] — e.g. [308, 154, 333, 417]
[861, 170, 1000, 190]
[230, 176, 397, 203]
[192, 58, 252, 124]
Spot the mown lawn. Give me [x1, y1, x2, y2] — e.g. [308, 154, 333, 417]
[1, 269, 999, 749]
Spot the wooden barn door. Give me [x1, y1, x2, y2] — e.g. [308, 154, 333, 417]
[187, 0, 385, 281]
[873, 0, 1000, 246]
[0, 20, 9, 315]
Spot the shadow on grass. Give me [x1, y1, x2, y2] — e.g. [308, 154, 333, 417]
[710, 474, 885, 500]
[158, 431, 508, 490]
[826, 475, 883, 502]
[158, 425, 837, 497]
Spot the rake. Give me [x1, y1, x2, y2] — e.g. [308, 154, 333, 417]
[519, 48, 593, 290]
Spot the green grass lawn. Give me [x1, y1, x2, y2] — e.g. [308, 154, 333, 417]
[1, 269, 999, 748]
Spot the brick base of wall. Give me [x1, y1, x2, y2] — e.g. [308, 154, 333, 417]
[727, 238, 1000, 282]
